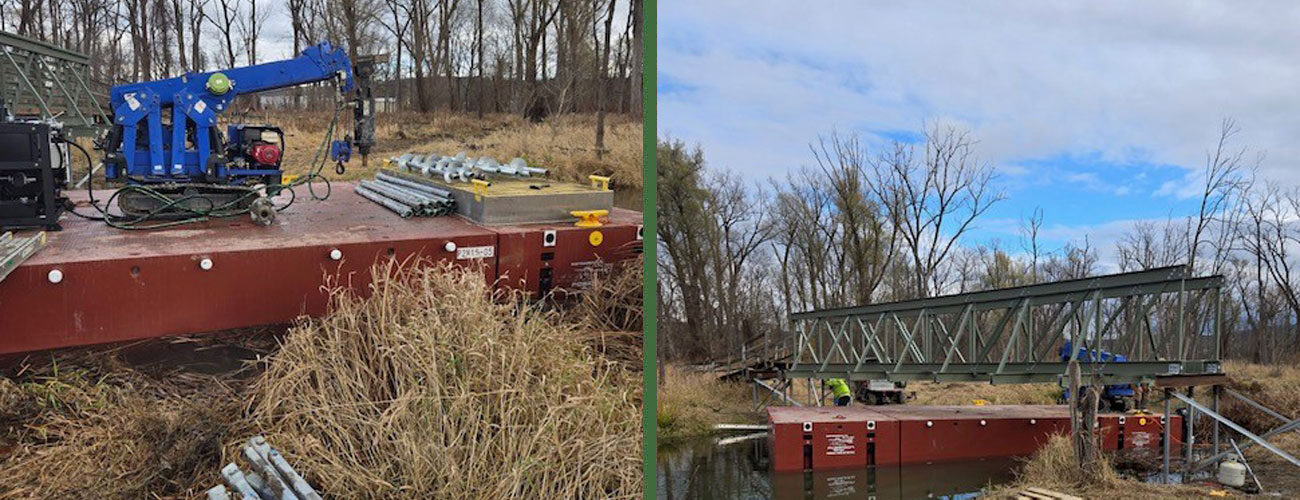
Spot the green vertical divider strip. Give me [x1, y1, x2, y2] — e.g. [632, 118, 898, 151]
[642, 0, 658, 498]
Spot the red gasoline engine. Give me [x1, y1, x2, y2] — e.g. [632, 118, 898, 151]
[226, 124, 286, 183]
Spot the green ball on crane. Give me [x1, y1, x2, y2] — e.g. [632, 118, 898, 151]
[206, 72, 231, 95]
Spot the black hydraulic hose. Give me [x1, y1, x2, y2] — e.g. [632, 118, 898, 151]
[62, 139, 106, 221]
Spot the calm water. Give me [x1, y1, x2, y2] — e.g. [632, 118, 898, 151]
[658, 436, 1020, 500]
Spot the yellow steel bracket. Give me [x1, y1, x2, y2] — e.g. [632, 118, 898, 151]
[281, 174, 300, 184]
[571, 209, 609, 228]
[588, 175, 611, 191]
[971, 399, 990, 406]
[471, 179, 491, 201]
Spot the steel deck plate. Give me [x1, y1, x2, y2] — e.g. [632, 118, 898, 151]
[767, 406, 894, 425]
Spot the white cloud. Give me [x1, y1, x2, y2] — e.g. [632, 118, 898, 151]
[659, 0, 1300, 188]
[998, 164, 1030, 176]
[1153, 170, 1208, 200]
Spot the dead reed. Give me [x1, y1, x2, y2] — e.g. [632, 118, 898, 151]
[983, 433, 1215, 499]
[563, 257, 644, 370]
[0, 365, 246, 499]
[656, 366, 754, 446]
[245, 260, 642, 499]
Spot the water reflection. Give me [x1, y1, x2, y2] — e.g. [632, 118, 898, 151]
[658, 437, 1018, 500]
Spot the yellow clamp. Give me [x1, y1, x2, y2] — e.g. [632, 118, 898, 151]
[571, 209, 609, 228]
[972, 399, 990, 406]
[588, 175, 611, 191]
[471, 179, 491, 201]
[281, 174, 300, 184]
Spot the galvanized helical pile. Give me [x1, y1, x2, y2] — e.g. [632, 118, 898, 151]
[354, 171, 456, 218]
[387, 152, 549, 183]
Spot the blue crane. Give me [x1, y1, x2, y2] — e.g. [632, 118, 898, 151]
[1059, 341, 1137, 411]
[104, 42, 363, 183]
[95, 42, 374, 227]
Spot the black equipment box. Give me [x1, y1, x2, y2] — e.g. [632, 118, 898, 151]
[0, 122, 65, 230]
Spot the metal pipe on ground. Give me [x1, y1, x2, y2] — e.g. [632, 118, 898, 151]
[355, 184, 413, 218]
[1173, 391, 1300, 469]
[370, 183, 448, 216]
[1194, 417, 1300, 472]
[1230, 438, 1264, 493]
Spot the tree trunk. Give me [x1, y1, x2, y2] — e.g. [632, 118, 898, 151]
[171, 0, 186, 71]
[628, 0, 642, 116]
[594, 0, 615, 159]
[475, 0, 484, 118]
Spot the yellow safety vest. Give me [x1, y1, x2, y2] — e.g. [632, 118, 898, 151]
[828, 378, 851, 399]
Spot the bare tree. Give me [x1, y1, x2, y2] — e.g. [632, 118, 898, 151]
[208, 0, 240, 67]
[810, 132, 897, 305]
[236, 0, 271, 65]
[1186, 118, 1255, 275]
[1020, 207, 1044, 282]
[869, 124, 1004, 298]
[169, 0, 186, 70]
[1243, 185, 1300, 358]
[475, 0, 485, 117]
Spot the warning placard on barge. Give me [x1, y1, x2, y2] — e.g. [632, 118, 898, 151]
[825, 433, 855, 456]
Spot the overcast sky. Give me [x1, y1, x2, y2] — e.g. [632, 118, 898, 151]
[658, 1, 1300, 261]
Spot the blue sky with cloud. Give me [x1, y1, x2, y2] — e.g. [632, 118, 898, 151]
[658, 1, 1300, 260]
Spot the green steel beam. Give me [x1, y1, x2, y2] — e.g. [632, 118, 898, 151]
[785, 360, 1220, 384]
[795, 275, 1220, 321]
[0, 32, 90, 65]
[793, 266, 1214, 320]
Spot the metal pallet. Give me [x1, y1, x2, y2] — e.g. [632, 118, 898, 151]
[0, 231, 46, 282]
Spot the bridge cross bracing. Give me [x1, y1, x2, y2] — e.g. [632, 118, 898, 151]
[784, 265, 1223, 385]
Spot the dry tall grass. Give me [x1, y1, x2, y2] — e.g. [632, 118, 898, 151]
[562, 257, 644, 370]
[1219, 360, 1300, 433]
[245, 261, 641, 499]
[0, 364, 247, 499]
[909, 381, 1061, 405]
[987, 434, 1214, 499]
[265, 110, 642, 190]
[656, 366, 754, 446]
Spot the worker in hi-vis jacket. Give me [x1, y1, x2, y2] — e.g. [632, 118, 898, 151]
[828, 378, 852, 406]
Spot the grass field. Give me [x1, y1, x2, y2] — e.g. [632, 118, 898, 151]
[272, 111, 643, 191]
[656, 367, 756, 446]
